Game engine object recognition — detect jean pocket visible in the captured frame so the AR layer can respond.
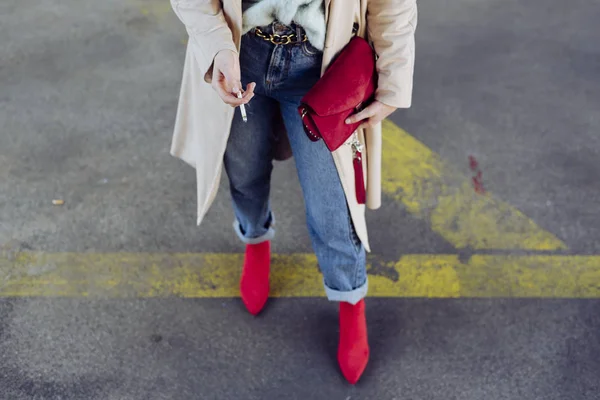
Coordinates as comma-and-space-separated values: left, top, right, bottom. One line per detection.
301, 41, 322, 57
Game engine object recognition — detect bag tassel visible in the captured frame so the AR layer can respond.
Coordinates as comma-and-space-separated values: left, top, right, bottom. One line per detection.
352, 137, 366, 205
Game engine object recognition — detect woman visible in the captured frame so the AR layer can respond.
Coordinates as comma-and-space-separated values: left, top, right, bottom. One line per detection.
169, 0, 417, 384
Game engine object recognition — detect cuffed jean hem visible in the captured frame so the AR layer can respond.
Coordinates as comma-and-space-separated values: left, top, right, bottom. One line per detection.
324, 278, 368, 305
233, 220, 276, 245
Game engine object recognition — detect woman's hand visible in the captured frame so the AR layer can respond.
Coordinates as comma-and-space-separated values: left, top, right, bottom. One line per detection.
212, 50, 256, 107
345, 100, 397, 130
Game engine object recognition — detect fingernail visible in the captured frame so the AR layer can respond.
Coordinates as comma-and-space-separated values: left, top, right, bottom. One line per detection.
345, 119, 351, 124
233, 87, 240, 93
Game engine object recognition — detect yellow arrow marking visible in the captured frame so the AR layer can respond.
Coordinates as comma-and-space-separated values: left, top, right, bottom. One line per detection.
381, 120, 566, 250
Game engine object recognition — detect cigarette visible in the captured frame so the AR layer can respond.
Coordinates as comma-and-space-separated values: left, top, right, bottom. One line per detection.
237, 91, 247, 123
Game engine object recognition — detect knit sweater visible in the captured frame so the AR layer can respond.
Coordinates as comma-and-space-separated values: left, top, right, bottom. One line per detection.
242, 0, 326, 50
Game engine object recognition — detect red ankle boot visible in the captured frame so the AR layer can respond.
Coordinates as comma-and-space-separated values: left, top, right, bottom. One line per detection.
338, 299, 370, 384
240, 241, 270, 315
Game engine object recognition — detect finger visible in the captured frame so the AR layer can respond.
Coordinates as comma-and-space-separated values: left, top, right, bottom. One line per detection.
357, 119, 371, 131
216, 64, 240, 93
368, 114, 384, 127
233, 82, 243, 94
346, 105, 377, 124
228, 77, 243, 94
214, 84, 248, 106
358, 112, 386, 130
212, 66, 252, 105
238, 92, 255, 105
237, 88, 254, 103
242, 82, 256, 98
238, 83, 255, 100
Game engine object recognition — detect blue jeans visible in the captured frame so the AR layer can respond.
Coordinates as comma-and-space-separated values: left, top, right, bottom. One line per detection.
224, 23, 367, 304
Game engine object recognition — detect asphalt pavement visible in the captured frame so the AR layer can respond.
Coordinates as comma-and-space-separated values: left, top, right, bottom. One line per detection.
1, 0, 599, 399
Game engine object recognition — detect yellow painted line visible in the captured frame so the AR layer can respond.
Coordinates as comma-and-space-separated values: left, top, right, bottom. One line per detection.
137, 1, 173, 19
1, 252, 598, 298
381, 120, 566, 251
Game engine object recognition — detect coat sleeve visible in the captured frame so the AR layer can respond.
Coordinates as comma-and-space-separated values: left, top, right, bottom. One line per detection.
170, 0, 238, 83
367, 0, 417, 108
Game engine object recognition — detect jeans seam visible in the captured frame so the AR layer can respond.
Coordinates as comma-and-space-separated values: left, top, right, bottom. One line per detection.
353, 253, 364, 290
283, 47, 292, 82
346, 206, 364, 289
301, 42, 321, 57
265, 45, 278, 94
347, 207, 361, 254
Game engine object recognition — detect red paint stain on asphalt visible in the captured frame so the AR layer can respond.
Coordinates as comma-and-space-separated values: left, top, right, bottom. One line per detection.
468, 155, 478, 171
469, 155, 486, 194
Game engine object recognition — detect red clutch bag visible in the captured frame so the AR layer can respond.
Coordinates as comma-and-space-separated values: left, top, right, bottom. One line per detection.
298, 36, 377, 204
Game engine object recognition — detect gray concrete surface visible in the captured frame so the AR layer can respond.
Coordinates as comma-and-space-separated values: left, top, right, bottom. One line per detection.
1, 0, 600, 399
401, 0, 600, 255
0, 299, 599, 400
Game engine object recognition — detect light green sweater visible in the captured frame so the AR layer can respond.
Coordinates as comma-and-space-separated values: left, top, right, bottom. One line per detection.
242, 0, 326, 50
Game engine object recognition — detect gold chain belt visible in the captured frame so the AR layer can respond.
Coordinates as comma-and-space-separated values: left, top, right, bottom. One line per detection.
254, 27, 308, 45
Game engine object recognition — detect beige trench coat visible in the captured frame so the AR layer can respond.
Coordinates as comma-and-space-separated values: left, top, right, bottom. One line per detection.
170, 0, 417, 251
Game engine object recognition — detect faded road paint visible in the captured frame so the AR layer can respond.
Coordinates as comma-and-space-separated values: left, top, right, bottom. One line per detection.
0, 120, 576, 298
1, 252, 599, 298
380, 120, 566, 251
